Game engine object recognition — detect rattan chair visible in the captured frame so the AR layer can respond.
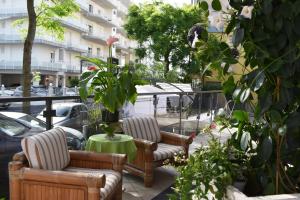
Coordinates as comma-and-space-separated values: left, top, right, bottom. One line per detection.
9, 128, 126, 200
122, 117, 193, 187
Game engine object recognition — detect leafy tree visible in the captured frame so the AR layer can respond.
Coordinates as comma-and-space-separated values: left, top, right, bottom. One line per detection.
124, 1, 207, 77
20, 0, 79, 112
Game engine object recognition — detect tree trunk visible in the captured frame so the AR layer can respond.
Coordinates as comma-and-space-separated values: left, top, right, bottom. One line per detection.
22, 0, 36, 113
164, 53, 170, 78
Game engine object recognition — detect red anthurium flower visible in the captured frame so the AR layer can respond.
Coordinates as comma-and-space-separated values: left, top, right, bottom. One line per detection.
210, 123, 217, 129
87, 66, 98, 71
106, 36, 119, 46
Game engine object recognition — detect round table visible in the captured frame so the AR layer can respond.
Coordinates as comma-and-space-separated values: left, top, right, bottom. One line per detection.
85, 134, 137, 162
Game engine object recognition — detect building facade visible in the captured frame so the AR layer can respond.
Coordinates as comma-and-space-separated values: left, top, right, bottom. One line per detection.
0, 0, 134, 87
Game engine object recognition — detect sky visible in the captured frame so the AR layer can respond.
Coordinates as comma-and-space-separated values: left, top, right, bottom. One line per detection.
131, 0, 191, 7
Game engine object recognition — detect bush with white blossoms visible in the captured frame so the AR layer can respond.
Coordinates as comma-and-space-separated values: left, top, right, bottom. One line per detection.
169, 138, 236, 200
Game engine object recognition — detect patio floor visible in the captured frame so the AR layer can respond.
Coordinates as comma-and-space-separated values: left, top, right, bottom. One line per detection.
122, 126, 232, 200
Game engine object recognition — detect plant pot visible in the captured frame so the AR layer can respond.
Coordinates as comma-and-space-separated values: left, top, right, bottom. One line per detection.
102, 109, 119, 123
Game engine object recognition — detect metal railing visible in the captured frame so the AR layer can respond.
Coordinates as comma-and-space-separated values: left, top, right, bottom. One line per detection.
0, 90, 224, 134
0, 61, 67, 72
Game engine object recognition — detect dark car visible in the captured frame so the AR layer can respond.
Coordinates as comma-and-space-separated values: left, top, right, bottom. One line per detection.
0, 114, 85, 198
37, 102, 88, 130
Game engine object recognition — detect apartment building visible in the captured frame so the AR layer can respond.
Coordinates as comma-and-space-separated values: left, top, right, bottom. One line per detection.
0, 0, 134, 87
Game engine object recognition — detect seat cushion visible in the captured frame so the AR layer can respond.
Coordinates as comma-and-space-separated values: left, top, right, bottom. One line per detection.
64, 167, 121, 200
21, 127, 70, 170
154, 143, 185, 161
122, 117, 161, 142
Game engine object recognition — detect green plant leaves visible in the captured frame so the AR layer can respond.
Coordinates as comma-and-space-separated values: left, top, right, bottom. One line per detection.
240, 131, 251, 150
212, 0, 222, 11
240, 88, 251, 103
260, 136, 273, 161
232, 28, 244, 47
233, 110, 249, 122
199, 1, 209, 11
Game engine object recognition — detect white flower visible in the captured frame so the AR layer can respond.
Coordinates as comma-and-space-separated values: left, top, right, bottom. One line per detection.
210, 14, 224, 31
241, 6, 254, 19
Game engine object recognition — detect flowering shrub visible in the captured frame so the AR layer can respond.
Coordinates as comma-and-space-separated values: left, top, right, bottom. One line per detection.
169, 138, 236, 200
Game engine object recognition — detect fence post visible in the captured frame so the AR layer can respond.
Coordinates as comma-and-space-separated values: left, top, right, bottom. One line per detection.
196, 91, 203, 134
179, 93, 183, 135
209, 93, 214, 124
153, 95, 158, 118
45, 99, 53, 130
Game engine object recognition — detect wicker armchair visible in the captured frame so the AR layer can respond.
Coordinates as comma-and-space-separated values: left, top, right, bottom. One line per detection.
9, 128, 126, 200
122, 117, 193, 187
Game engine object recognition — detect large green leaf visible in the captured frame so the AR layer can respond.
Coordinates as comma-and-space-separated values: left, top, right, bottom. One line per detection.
240, 131, 251, 151
211, 0, 222, 11
240, 88, 251, 103
199, 1, 209, 11
232, 28, 244, 47
260, 136, 273, 161
233, 110, 249, 122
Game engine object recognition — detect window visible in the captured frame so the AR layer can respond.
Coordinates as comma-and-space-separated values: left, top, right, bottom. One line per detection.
96, 48, 101, 57
89, 4, 93, 13
88, 25, 93, 34
0, 47, 4, 54
88, 47, 92, 56
50, 52, 55, 62
113, 9, 117, 15
0, 117, 27, 136
1, 21, 5, 28
59, 49, 64, 61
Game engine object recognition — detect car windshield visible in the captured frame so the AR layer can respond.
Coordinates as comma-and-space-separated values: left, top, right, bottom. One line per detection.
17, 115, 46, 129
0, 117, 27, 136
55, 105, 71, 117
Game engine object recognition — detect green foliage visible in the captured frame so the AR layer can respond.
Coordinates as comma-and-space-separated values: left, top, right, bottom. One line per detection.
125, 2, 207, 76
170, 138, 244, 200
15, 0, 79, 40
207, 0, 300, 195
79, 57, 143, 113
69, 77, 79, 87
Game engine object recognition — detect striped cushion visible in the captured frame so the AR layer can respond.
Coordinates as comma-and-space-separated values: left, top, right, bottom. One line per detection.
64, 167, 121, 200
21, 127, 70, 170
154, 143, 185, 161
122, 117, 161, 142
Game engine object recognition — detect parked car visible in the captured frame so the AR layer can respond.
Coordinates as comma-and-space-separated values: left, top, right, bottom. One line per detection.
0, 112, 86, 150
37, 102, 88, 130
13, 85, 48, 97
0, 89, 13, 109
0, 113, 85, 198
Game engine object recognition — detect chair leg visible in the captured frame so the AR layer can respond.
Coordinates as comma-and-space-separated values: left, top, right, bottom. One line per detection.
114, 181, 122, 200
144, 162, 154, 187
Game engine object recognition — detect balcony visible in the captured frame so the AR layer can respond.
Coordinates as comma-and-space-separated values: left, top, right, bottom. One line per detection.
0, 8, 27, 19
66, 65, 81, 73
74, 0, 89, 14
81, 53, 107, 61
66, 43, 88, 53
92, 0, 118, 9
117, 3, 128, 17
84, 12, 115, 27
0, 34, 66, 48
82, 32, 108, 45
0, 61, 67, 72
60, 18, 89, 33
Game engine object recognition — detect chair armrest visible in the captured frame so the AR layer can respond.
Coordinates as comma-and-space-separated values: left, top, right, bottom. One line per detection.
133, 138, 157, 152
69, 150, 126, 172
161, 131, 193, 147
21, 167, 106, 188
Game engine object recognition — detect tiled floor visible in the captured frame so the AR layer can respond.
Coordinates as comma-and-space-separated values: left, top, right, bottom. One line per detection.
122, 126, 232, 200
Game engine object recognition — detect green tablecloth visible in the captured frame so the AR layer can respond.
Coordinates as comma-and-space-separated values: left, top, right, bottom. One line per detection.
85, 134, 137, 162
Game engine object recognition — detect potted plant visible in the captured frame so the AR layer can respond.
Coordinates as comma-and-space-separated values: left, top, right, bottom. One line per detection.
79, 36, 143, 139
32, 71, 41, 86
169, 137, 249, 200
